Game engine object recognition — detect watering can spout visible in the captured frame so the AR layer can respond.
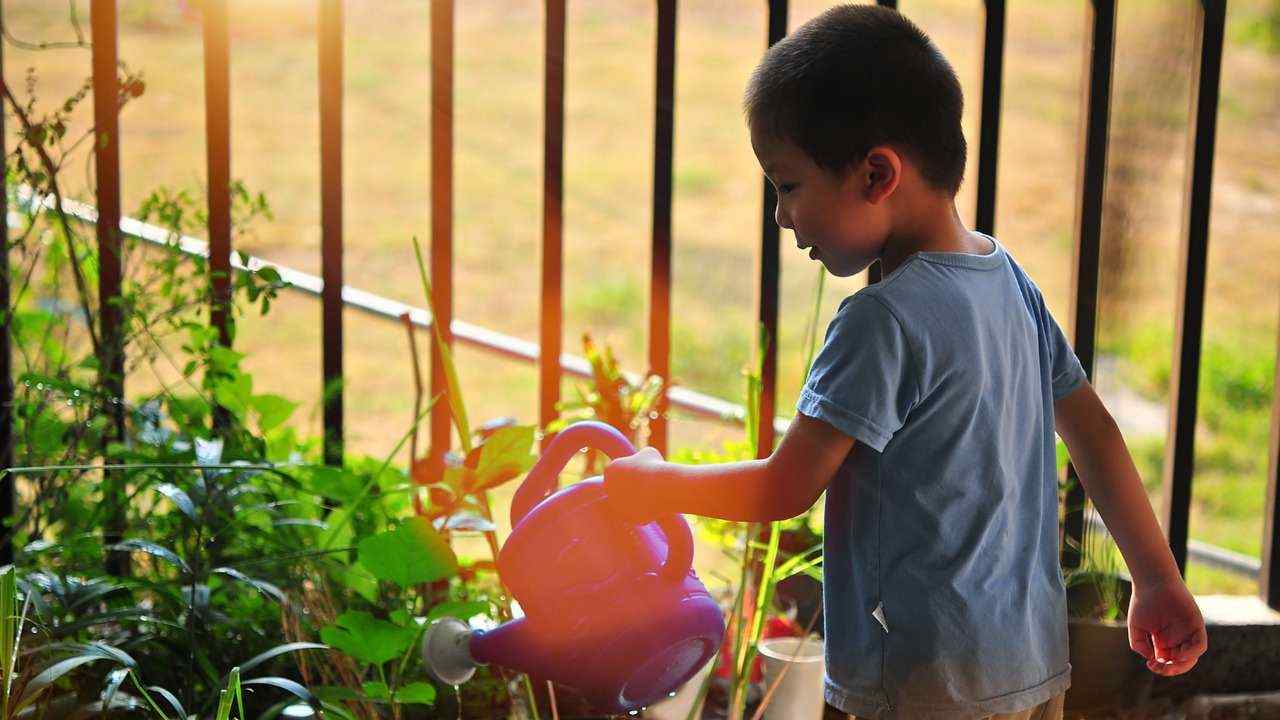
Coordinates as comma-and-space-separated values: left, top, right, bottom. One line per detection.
423, 616, 575, 687
468, 617, 551, 672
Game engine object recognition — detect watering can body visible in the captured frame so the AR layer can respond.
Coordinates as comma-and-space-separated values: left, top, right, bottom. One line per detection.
468, 421, 725, 713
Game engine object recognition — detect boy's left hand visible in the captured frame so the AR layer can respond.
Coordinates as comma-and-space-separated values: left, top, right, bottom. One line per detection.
1127, 578, 1208, 676
602, 446, 666, 522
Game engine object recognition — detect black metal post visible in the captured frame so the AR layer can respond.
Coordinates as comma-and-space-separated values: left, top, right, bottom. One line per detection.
1162, 0, 1226, 576
975, 0, 1006, 235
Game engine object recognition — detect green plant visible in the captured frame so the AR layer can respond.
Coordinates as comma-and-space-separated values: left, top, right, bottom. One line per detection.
550, 332, 668, 468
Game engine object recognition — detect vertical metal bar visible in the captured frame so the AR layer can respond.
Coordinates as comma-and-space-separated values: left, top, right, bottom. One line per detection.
203, 0, 232, 349
429, 0, 455, 458
540, 0, 566, 449
91, 0, 128, 577
1264, 314, 1280, 609
1061, 0, 1115, 571
867, 0, 897, 285
648, 0, 676, 455
1162, 0, 1225, 576
0, 0, 12, 568
755, 0, 787, 459
974, 0, 1006, 235
319, 0, 344, 466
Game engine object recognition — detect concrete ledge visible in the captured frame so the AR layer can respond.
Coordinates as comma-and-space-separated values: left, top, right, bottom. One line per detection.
1185, 691, 1280, 720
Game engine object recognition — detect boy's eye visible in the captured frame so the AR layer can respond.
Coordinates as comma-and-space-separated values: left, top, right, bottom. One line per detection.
777, 183, 796, 195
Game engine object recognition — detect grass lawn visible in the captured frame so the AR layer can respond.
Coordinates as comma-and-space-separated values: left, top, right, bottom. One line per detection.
6, 0, 1279, 595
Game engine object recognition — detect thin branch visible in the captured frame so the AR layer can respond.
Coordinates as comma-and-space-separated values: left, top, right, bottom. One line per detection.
2, 83, 101, 356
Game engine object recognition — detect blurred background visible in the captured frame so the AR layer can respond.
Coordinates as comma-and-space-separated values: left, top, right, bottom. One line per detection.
6, 0, 1278, 596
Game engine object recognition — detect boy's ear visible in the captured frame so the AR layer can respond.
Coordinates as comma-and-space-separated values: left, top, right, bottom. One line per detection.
862, 145, 902, 204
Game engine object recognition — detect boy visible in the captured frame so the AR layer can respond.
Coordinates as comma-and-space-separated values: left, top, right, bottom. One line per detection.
603, 5, 1207, 719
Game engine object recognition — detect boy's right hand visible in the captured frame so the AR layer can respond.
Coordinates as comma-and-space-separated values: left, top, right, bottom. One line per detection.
1126, 578, 1207, 676
602, 447, 667, 522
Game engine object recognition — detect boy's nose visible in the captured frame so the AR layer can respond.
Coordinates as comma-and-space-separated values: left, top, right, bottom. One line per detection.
774, 202, 793, 231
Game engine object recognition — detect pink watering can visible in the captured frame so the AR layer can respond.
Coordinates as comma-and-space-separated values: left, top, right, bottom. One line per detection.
422, 421, 725, 713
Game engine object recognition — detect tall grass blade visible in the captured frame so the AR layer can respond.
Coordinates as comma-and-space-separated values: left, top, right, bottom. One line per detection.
410, 235, 472, 453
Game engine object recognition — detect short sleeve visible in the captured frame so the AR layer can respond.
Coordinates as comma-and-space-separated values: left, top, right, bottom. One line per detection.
1044, 306, 1087, 400
796, 295, 919, 452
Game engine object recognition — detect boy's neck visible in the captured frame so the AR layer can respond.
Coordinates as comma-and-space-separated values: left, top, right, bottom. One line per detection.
879, 198, 989, 277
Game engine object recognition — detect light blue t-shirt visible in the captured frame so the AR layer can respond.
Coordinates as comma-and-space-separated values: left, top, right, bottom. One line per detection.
796, 234, 1086, 719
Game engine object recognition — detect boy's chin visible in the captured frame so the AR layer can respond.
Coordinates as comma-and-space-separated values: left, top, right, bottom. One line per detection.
822, 257, 866, 278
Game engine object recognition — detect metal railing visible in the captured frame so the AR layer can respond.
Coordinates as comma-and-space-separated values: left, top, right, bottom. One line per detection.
0, 0, 1276, 609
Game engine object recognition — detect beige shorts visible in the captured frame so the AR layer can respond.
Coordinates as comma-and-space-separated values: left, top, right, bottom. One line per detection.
849, 691, 1065, 720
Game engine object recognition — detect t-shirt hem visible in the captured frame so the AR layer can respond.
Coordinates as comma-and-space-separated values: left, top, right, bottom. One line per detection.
824, 665, 1072, 720
1052, 365, 1087, 400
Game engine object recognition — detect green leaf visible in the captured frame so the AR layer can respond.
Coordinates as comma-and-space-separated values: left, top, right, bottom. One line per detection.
336, 565, 378, 604
425, 600, 492, 624
16, 649, 130, 712
213, 567, 287, 604
208, 345, 245, 373
256, 266, 283, 284
394, 682, 437, 705
241, 677, 319, 710
411, 236, 471, 452
361, 681, 390, 700
145, 684, 187, 720
473, 425, 535, 489
357, 517, 458, 588
305, 466, 362, 503
154, 483, 197, 520
250, 394, 297, 432
212, 373, 253, 418
108, 539, 189, 574
319, 611, 417, 666
237, 642, 327, 675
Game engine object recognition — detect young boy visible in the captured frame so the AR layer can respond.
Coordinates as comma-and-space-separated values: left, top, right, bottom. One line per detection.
603, 5, 1206, 719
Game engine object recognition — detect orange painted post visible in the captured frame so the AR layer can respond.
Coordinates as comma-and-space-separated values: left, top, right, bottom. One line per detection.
540, 0, 566, 450
429, 0, 455, 459
648, 0, 677, 455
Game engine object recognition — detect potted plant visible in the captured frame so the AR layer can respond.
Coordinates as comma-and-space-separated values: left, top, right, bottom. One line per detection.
1062, 495, 1153, 714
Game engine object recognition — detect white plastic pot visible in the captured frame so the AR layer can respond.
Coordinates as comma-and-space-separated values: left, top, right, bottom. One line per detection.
756, 635, 825, 720
644, 657, 716, 720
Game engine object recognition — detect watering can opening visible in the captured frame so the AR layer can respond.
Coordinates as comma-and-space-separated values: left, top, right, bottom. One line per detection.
618, 635, 715, 708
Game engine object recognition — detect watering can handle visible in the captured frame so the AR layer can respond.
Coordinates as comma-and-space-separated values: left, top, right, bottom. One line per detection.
510, 421, 694, 583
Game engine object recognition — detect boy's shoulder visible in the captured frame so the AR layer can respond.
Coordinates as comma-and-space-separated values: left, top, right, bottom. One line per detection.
839, 239, 1047, 335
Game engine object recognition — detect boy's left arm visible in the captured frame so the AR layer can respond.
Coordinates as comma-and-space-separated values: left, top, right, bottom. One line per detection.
603, 412, 855, 523
1055, 380, 1208, 676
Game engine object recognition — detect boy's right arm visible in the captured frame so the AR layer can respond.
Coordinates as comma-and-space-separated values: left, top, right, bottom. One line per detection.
1054, 380, 1208, 676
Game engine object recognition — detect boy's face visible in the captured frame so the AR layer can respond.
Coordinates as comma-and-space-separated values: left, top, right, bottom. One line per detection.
750, 126, 894, 278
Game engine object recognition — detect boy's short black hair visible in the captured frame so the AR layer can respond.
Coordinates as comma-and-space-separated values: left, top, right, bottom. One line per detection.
745, 4, 967, 196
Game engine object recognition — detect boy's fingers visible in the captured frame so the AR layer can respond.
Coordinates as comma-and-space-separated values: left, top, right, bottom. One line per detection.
1128, 626, 1154, 660
1161, 627, 1207, 662
1146, 656, 1198, 676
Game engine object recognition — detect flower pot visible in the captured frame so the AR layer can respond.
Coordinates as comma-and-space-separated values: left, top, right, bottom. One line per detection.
1065, 617, 1153, 714
645, 657, 716, 720
756, 635, 825, 720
